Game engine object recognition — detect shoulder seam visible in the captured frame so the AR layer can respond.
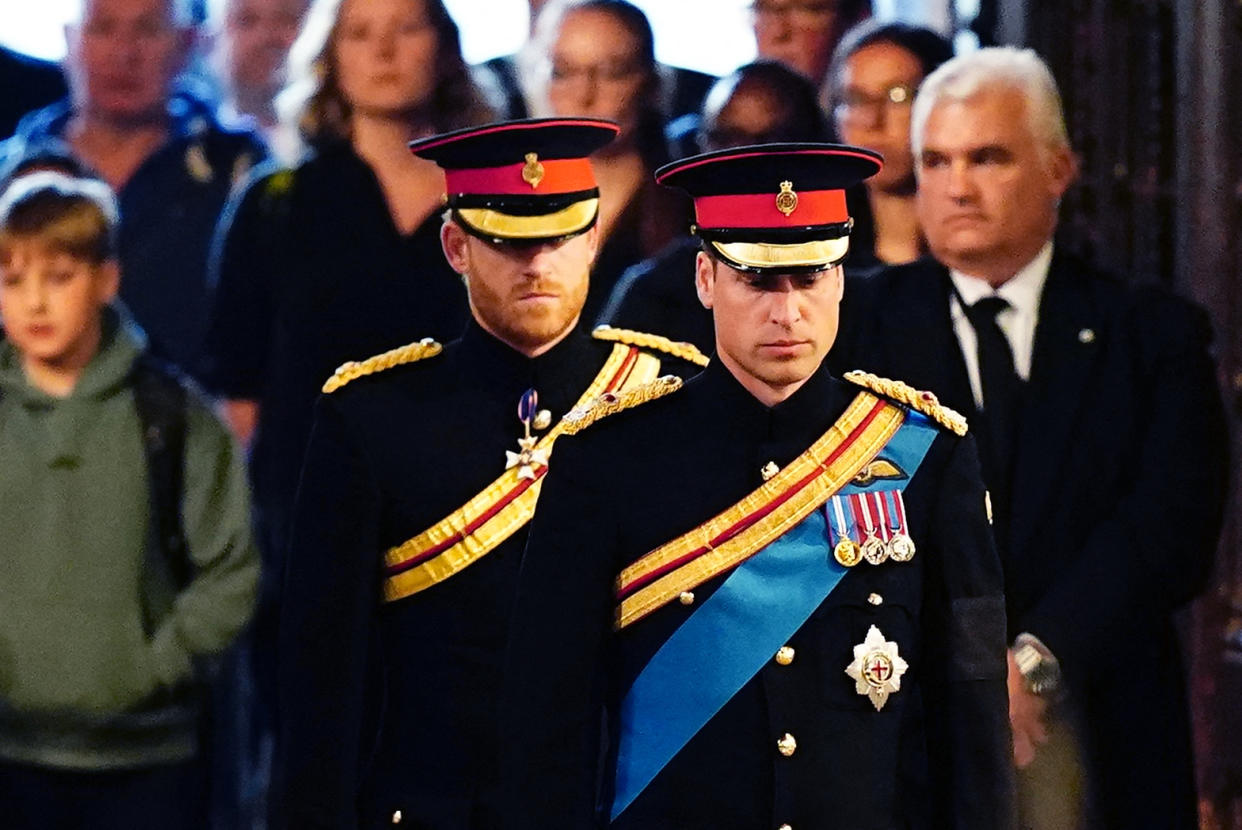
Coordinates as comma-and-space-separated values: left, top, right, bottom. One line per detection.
323, 338, 443, 394
592, 325, 709, 367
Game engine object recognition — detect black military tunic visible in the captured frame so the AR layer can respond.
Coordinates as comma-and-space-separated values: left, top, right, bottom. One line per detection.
275, 320, 703, 829
501, 357, 1014, 830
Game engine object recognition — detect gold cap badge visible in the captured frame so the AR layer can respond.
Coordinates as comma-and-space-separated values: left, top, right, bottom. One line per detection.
522, 152, 545, 189
775, 180, 798, 216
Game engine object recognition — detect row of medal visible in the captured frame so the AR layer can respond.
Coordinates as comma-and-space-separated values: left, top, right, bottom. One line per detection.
826, 490, 916, 567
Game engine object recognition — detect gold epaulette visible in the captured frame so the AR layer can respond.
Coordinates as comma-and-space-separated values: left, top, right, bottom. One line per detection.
562, 375, 683, 435
322, 338, 442, 394
592, 325, 710, 367
843, 370, 968, 436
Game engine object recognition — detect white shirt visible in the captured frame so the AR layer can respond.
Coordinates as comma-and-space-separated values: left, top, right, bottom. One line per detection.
948, 242, 1054, 409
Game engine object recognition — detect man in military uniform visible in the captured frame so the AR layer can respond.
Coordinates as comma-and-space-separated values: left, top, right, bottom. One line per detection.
501, 144, 1015, 829
274, 119, 707, 829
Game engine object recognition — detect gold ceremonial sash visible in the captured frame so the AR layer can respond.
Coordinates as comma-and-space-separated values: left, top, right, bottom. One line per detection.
382, 344, 662, 602
615, 392, 904, 629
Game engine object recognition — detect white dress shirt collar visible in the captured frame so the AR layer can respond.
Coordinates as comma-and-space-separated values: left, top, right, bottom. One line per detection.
948, 242, 1054, 404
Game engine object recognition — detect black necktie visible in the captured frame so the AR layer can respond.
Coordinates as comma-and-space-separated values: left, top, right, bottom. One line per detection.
964, 295, 1020, 508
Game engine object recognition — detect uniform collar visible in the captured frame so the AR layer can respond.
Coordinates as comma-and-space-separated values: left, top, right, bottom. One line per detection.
457, 317, 595, 400
694, 354, 848, 444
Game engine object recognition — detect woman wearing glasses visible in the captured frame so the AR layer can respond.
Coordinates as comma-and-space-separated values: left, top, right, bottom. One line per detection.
523, 0, 688, 324
827, 21, 954, 269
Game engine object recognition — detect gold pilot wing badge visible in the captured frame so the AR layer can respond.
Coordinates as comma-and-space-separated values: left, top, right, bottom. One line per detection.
522, 152, 545, 189
851, 457, 906, 487
775, 180, 798, 216
845, 625, 909, 711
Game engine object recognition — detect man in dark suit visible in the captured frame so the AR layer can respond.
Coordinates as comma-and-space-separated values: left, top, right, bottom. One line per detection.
834, 46, 1229, 830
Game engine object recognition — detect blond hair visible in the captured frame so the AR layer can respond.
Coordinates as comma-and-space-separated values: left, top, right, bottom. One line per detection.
0, 172, 119, 265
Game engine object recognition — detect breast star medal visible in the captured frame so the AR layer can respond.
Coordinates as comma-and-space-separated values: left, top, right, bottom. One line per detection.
505, 388, 550, 480
845, 625, 909, 711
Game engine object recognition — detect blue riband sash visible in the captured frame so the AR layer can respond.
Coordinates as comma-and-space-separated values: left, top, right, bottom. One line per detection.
611, 410, 938, 820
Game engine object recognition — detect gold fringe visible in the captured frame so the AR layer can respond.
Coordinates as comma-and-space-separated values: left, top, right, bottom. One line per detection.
593, 325, 710, 367
562, 375, 683, 435
843, 370, 968, 436
323, 338, 443, 394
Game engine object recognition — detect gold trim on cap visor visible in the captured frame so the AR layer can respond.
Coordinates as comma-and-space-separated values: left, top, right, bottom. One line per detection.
456, 197, 600, 240
710, 236, 851, 270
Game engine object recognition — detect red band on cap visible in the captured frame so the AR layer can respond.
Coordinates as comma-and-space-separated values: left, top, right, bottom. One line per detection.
445, 158, 597, 196
694, 189, 849, 230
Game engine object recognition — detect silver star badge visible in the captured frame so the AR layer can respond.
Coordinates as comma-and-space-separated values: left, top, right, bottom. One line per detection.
505, 436, 549, 480
845, 625, 909, 711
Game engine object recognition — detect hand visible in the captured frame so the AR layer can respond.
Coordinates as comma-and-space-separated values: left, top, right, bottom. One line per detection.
1007, 649, 1049, 768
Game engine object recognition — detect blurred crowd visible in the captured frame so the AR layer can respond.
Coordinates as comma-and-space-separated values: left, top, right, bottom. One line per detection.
0, 1, 1228, 829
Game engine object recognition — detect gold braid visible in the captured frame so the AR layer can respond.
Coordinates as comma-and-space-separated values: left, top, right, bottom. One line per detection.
322, 338, 443, 394
592, 325, 710, 367
562, 375, 684, 435
843, 370, 968, 436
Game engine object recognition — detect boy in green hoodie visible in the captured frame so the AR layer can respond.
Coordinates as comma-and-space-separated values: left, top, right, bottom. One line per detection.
0, 172, 259, 828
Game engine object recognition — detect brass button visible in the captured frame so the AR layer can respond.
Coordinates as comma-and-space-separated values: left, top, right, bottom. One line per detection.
776, 732, 797, 757
679, 591, 695, 605
761, 461, 780, 481
775, 646, 795, 666
392, 810, 402, 824
867, 593, 883, 606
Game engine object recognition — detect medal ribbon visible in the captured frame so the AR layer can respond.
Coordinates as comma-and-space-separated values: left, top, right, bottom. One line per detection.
827, 496, 855, 546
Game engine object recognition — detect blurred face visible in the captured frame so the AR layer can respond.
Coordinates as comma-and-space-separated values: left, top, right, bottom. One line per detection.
441, 221, 598, 356
0, 242, 118, 378
696, 253, 843, 406
215, 0, 308, 100
66, 0, 191, 124
916, 87, 1074, 284
334, 0, 438, 118
702, 81, 789, 151
833, 41, 923, 189
546, 9, 648, 141
752, 0, 856, 83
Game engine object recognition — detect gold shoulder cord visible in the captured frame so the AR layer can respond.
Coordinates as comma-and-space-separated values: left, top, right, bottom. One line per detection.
562, 375, 684, 435
323, 338, 443, 394
593, 325, 710, 368
842, 370, 968, 436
